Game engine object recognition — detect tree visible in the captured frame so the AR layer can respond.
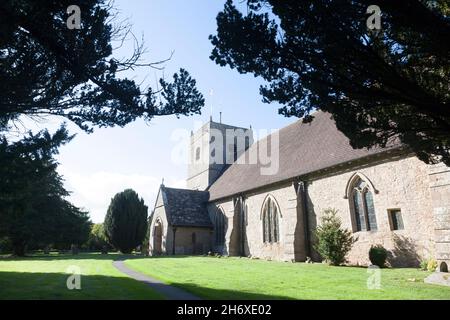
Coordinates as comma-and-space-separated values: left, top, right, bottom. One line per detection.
210, 0, 450, 165
0, 126, 91, 255
0, 0, 205, 133
314, 208, 357, 266
0, 0, 204, 255
104, 189, 148, 254
53, 201, 91, 249
86, 223, 110, 251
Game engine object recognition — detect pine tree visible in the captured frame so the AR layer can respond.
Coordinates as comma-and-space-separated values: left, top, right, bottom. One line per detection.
104, 189, 148, 254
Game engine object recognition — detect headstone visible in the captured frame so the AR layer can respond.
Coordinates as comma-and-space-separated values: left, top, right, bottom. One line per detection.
71, 244, 79, 255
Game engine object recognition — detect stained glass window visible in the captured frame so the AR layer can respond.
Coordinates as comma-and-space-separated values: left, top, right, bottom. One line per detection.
262, 197, 280, 243
350, 177, 378, 232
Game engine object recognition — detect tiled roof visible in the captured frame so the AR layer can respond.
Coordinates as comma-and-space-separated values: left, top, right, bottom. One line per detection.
208, 111, 401, 201
161, 186, 212, 228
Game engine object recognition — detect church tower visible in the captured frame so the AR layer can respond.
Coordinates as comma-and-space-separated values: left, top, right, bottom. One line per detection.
187, 118, 254, 191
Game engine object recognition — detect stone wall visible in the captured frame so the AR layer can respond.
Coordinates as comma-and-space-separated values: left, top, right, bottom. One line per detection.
209, 155, 438, 267
173, 227, 212, 255
428, 163, 450, 271
306, 155, 435, 267
209, 181, 306, 262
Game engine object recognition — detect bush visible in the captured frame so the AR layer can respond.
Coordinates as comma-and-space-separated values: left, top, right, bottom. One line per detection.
427, 259, 438, 272
104, 189, 148, 254
314, 208, 357, 266
85, 223, 111, 251
420, 259, 429, 271
369, 245, 388, 267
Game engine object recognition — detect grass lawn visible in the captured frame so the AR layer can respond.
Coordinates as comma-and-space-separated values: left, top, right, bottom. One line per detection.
0, 253, 163, 300
125, 256, 450, 300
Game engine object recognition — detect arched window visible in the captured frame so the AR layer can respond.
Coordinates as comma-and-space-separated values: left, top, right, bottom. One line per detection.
233, 137, 238, 162
214, 209, 226, 246
349, 176, 377, 232
262, 196, 280, 243
195, 147, 201, 161
245, 136, 250, 150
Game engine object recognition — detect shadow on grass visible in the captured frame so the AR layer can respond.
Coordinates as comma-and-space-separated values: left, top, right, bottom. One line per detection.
0, 252, 144, 262
0, 271, 288, 300
0, 271, 161, 300
168, 282, 292, 300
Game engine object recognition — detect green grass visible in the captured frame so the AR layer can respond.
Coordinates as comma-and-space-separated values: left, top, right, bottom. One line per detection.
2, 254, 449, 300
125, 256, 450, 300
0, 253, 164, 300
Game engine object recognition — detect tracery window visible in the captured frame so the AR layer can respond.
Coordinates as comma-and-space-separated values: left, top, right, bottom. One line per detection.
262, 196, 280, 243
350, 178, 377, 232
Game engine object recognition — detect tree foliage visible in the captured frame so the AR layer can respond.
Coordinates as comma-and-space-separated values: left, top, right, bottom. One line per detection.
86, 223, 110, 251
104, 189, 148, 254
0, 126, 91, 255
314, 208, 357, 266
0, 0, 203, 255
0, 0, 205, 132
210, 0, 450, 165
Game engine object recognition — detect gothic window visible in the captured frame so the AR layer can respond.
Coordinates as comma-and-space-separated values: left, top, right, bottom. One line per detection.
262, 196, 280, 243
233, 137, 238, 162
245, 136, 250, 150
349, 177, 377, 232
214, 209, 226, 246
195, 147, 201, 161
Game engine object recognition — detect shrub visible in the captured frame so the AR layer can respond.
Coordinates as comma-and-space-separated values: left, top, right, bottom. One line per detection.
86, 223, 110, 251
314, 208, 357, 266
420, 259, 429, 271
369, 245, 388, 267
427, 259, 438, 272
104, 189, 148, 254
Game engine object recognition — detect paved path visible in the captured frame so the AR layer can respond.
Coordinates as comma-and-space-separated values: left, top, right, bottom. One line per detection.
112, 260, 201, 300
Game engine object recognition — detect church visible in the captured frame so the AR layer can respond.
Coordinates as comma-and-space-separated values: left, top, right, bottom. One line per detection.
148, 111, 450, 269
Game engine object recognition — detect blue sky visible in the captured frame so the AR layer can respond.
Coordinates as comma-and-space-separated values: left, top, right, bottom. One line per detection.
24, 0, 296, 223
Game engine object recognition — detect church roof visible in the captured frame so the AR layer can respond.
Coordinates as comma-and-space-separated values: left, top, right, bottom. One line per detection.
208, 111, 401, 201
161, 186, 212, 228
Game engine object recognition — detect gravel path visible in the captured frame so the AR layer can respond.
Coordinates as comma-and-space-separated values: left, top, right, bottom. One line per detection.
112, 260, 201, 300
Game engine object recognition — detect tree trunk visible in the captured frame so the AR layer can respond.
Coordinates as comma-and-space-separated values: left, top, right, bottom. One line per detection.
12, 241, 26, 257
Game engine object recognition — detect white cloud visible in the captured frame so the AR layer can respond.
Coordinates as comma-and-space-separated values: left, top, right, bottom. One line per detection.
58, 168, 186, 223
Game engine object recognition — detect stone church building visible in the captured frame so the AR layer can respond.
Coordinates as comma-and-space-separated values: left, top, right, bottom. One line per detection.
149, 111, 450, 269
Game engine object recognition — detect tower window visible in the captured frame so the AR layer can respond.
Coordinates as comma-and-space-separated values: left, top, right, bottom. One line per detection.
195, 147, 201, 161
233, 137, 238, 162
388, 209, 404, 230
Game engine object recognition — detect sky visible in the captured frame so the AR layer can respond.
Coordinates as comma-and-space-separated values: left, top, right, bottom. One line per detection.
21, 0, 296, 223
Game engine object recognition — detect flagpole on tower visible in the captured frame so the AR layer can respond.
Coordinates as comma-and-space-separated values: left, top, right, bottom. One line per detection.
209, 89, 214, 122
